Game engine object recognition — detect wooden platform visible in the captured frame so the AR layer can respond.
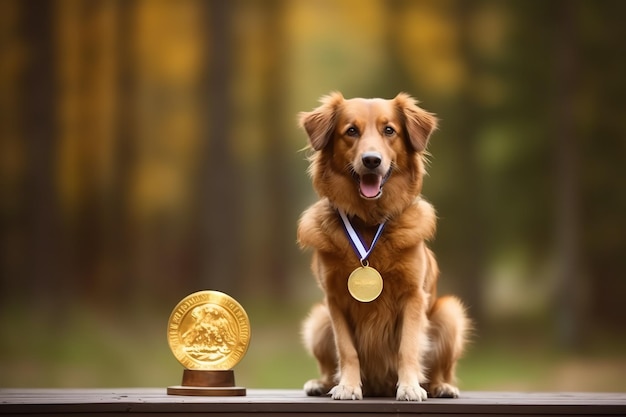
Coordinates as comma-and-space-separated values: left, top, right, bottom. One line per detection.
1, 388, 625, 416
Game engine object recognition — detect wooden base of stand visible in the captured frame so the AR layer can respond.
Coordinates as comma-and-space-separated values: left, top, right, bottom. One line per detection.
167, 369, 246, 396
166, 385, 246, 396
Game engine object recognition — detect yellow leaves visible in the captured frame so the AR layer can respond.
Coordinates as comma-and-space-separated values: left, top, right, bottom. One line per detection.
55, 0, 119, 213
396, 2, 465, 96
130, 161, 189, 222
51, 0, 205, 221
128, 0, 205, 221
286, 0, 387, 96
134, 0, 205, 82
7, 0, 517, 227
394, 1, 510, 101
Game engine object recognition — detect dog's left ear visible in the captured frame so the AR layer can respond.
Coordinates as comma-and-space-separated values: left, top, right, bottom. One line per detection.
395, 92, 438, 152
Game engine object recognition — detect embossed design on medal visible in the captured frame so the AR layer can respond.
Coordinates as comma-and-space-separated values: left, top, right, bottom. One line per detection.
167, 290, 250, 371
182, 304, 238, 362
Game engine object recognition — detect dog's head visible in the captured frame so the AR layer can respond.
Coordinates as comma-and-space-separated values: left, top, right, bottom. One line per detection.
299, 92, 438, 223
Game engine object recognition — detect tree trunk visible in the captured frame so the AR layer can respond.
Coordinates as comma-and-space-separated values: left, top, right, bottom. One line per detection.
198, 1, 242, 295
553, 1, 584, 349
21, 1, 63, 311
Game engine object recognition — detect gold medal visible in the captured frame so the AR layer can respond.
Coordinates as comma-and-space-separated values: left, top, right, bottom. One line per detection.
337, 209, 386, 303
348, 265, 383, 302
167, 290, 251, 370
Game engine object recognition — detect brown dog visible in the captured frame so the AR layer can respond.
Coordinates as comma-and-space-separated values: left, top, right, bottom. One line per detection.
297, 92, 468, 401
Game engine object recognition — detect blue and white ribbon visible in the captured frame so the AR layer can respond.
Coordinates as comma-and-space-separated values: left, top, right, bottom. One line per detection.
338, 209, 386, 264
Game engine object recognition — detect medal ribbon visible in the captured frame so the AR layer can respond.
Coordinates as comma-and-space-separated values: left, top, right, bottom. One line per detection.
338, 209, 386, 264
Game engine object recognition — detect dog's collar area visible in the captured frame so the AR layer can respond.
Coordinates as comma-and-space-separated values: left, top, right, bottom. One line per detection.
352, 168, 392, 200
337, 208, 386, 264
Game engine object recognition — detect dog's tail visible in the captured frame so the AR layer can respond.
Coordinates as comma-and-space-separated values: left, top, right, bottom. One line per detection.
426, 296, 470, 388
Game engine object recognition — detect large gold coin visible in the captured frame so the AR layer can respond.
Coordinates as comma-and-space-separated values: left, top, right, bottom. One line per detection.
167, 290, 250, 370
347, 266, 383, 302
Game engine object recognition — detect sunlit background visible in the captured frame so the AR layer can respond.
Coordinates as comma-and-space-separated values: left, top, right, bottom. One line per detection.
1, 0, 625, 392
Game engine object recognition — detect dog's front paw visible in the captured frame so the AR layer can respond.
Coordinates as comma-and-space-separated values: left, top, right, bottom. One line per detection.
330, 384, 363, 400
304, 379, 332, 396
429, 383, 460, 398
396, 384, 428, 401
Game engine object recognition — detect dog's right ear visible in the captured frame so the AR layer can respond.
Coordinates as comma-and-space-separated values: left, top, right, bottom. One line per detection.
298, 92, 344, 151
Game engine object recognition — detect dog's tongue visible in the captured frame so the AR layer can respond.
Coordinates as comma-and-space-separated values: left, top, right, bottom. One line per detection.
360, 174, 382, 198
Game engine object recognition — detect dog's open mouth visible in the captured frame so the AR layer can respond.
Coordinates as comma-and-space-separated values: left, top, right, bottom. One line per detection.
354, 169, 392, 199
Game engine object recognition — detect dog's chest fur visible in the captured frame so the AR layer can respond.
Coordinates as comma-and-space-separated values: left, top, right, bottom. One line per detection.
299, 196, 438, 393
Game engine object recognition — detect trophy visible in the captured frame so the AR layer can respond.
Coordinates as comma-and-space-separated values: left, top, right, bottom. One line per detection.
166, 290, 250, 396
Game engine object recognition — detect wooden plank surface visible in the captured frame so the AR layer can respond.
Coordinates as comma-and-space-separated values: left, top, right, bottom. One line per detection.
1, 388, 625, 416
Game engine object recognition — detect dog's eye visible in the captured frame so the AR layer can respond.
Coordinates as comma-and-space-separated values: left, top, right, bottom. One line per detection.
346, 126, 359, 137
383, 126, 396, 136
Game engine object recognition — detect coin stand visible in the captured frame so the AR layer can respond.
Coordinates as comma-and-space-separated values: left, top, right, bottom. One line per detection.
167, 369, 246, 396
166, 290, 250, 397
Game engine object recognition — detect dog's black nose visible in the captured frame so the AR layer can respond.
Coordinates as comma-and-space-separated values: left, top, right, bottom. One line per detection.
362, 152, 382, 169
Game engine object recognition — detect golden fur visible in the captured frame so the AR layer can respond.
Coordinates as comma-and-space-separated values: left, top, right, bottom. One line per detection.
297, 92, 468, 401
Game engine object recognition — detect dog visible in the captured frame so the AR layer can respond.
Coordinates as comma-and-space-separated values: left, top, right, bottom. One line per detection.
297, 92, 468, 401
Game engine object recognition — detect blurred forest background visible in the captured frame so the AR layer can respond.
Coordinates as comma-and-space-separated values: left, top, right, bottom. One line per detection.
1, 0, 625, 391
